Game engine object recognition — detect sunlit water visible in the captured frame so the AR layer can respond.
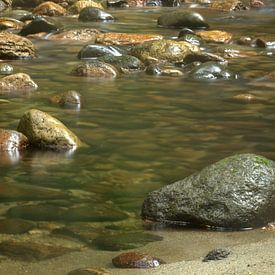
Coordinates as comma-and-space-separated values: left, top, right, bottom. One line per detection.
0, 3, 275, 273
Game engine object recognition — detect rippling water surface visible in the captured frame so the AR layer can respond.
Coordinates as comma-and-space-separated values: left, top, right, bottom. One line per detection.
0, 3, 275, 272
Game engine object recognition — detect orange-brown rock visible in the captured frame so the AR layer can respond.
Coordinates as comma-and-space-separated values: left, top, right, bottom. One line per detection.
33, 1, 67, 16
0, 129, 29, 151
0, 17, 24, 30
112, 251, 165, 268
0, 73, 38, 92
96, 32, 163, 46
0, 32, 35, 59
196, 30, 232, 44
48, 28, 101, 42
209, 0, 249, 11
68, 0, 104, 14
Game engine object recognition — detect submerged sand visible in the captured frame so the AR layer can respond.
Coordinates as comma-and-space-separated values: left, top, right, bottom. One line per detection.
0, 228, 274, 275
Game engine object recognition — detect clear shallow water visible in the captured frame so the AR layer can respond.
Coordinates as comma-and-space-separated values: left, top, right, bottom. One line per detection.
0, 3, 275, 269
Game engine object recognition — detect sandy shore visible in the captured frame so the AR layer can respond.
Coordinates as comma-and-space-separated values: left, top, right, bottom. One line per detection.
0, 228, 274, 275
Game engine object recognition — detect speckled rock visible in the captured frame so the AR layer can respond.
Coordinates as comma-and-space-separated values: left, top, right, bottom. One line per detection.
33, 1, 67, 16
78, 44, 122, 59
19, 16, 59, 36
0, 129, 29, 151
96, 32, 163, 46
112, 252, 165, 268
98, 54, 145, 73
67, 267, 111, 275
0, 32, 35, 59
0, 63, 13, 75
78, 7, 113, 22
0, 219, 35, 234
17, 109, 82, 150
67, 267, 110, 275
209, 0, 248, 11
59, 90, 81, 108
71, 61, 118, 78
0, 73, 38, 92
130, 39, 200, 64
0, 240, 78, 261
158, 11, 209, 29
142, 154, 275, 229
203, 248, 231, 262
69, 0, 104, 14
196, 30, 232, 44
48, 28, 100, 43
0, 17, 24, 30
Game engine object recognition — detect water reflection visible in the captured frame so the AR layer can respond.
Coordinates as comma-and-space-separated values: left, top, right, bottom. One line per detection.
0, 150, 21, 166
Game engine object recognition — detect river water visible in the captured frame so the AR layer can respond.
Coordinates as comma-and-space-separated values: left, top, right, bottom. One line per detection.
0, 3, 274, 273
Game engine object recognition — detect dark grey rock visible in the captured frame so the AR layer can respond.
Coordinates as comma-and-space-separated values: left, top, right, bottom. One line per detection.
158, 11, 209, 29
203, 248, 231, 262
189, 61, 236, 80
78, 44, 122, 59
142, 154, 275, 229
19, 16, 59, 36
107, 0, 128, 8
78, 7, 114, 22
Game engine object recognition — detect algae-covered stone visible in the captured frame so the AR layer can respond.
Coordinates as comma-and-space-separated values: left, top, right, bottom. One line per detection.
142, 154, 275, 229
130, 39, 200, 64
158, 11, 209, 29
17, 109, 82, 151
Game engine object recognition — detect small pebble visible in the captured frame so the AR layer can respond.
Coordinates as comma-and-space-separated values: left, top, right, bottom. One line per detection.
203, 248, 231, 262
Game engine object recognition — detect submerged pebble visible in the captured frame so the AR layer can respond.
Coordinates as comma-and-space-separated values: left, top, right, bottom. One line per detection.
67, 267, 111, 275
203, 248, 231, 262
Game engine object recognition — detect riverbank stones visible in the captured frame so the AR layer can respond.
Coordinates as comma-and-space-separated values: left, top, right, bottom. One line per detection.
79, 7, 113, 22
0, 129, 29, 151
112, 252, 165, 268
17, 109, 83, 151
33, 1, 67, 16
0, 33, 35, 59
0, 73, 38, 92
158, 11, 209, 29
142, 153, 275, 229
71, 61, 118, 78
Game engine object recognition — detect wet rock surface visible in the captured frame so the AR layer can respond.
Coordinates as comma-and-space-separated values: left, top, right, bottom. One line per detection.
67, 267, 111, 275
0, 129, 29, 151
58, 90, 82, 108
48, 29, 100, 42
112, 251, 165, 268
78, 44, 122, 59
0, 218, 36, 234
78, 7, 113, 22
69, 0, 104, 14
33, 1, 67, 16
0, 17, 24, 30
142, 153, 275, 229
0, 63, 13, 75
0, 240, 78, 261
17, 109, 82, 151
0, 73, 38, 92
72, 61, 118, 78
196, 30, 233, 44
0, 32, 35, 59
203, 248, 231, 262
158, 11, 209, 29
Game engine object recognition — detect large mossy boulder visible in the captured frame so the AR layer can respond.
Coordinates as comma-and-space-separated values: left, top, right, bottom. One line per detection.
17, 109, 83, 151
142, 154, 275, 229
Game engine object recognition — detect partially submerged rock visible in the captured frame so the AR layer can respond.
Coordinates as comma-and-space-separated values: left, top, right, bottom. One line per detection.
69, 0, 104, 14
142, 154, 275, 229
0, 219, 35, 234
33, 1, 67, 16
112, 251, 165, 268
78, 7, 113, 22
209, 0, 249, 11
0, 129, 29, 151
78, 44, 122, 59
130, 39, 200, 64
67, 267, 111, 275
0, 32, 35, 59
96, 32, 163, 46
71, 61, 118, 78
0, 17, 24, 30
0, 73, 38, 92
203, 248, 231, 262
158, 11, 209, 29
196, 30, 233, 44
17, 109, 83, 151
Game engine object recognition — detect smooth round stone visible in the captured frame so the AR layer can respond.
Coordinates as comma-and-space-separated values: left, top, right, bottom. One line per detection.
146, 64, 184, 77
19, 16, 59, 36
178, 33, 203, 46
71, 61, 118, 78
157, 11, 209, 29
189, 61, 236, 80
59, 90, 81, 108
0, 218, 35, 234
0, 63, 13, 75
67, 267, 110, 275
78, 7, 114, 22
92, 232, 162, 251
98, 54, 145, 73
78, 44, 122, 59
112, 252, 165, 268
0, 129, 29, 151
69, 0, 104, 14
196, 30, 233, 44
0, 17, 24, 30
